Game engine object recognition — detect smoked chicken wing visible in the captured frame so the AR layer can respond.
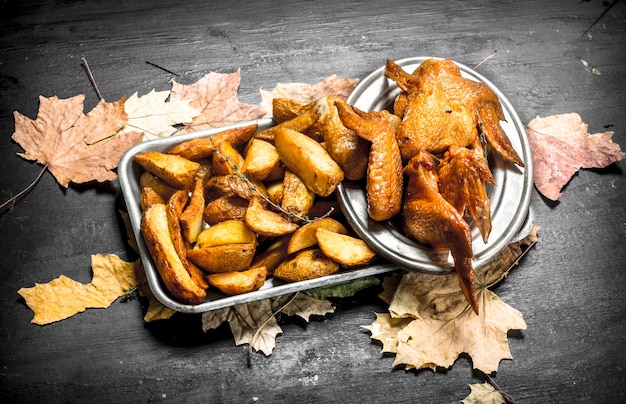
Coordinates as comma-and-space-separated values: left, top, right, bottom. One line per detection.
403, 152, 479, 314
385, 58, 524, 166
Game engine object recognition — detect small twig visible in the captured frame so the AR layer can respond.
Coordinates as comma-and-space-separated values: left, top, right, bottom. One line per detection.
0, 163, 49, 210
481, 372, 516, 404
81, 57, 104, 101
473, 49, 499, 70
145, 61, 181, 77
581, 0, 620, 37
247, 292, 301, 367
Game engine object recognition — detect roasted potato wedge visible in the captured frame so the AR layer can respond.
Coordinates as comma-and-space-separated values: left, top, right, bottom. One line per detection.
287, 217, 348, 254
167, 191, 209, 289
265, 181, 284, 206
134, 151, 201, 190
272, 97, 304, 123
280, 170, 315, 220
274, 127, 344, 197
255, 107, 320, 143
244, 197, 298, 237
169, 123, 258, 160
250, 235, 291, 276
203, 195, 248, 225
140, 186, 165, 211
206, 266, 267, 295
203, 174, 267, 202
195, 219, 256, 247
139, 171, 176, 202
212, 141, 245, 176
187, 243, 256, 273
273, 248, 340, 282
140, 203, 206, 304
179, 179, 205, 244
315, 228, 377, 267
242, 138, 281, 181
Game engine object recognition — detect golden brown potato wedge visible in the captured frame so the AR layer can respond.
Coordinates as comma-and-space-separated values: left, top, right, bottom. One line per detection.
140, 203, 206, 304
139, 172, 176, 202
265, 181, 284, 206
203, 174, 267, 202
212, 141, 245, 176
273, 248, 339, 282
316, 228, 377, 267
206, 266, 267, 295
271, 98, 304, 123
140, 186, 165, 211
168, 123, 258, 160
134, 151, 200, 190
250, 235, 291, 276
287, 217, 348, 254
274, 127, 344, 197
179, 179, 205, 244
280, 170, 315, 220
195, 219, 256, 248
255, 107, 320, 143
187, 243, 256, 273
166, 191, 209, 290
242, 138, 281, 181
203, 195, 248, 225
244, 197, 298, 237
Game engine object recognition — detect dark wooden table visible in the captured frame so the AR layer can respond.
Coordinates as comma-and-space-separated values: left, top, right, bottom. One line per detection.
1, 0, 625, 402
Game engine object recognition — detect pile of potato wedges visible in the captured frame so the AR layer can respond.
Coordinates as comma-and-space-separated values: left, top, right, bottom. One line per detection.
135, 98, 379, 305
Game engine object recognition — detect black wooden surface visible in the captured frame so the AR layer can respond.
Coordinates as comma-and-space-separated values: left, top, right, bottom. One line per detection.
1, 0, 625, 402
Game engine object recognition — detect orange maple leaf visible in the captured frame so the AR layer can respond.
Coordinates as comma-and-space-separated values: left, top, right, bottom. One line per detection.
170, 69, 266, 133
11, 94, 143, 188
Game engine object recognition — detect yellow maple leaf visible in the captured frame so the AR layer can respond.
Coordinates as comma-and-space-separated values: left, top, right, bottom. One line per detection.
366, 226, 538, 373
462, 382, 506, 404
120, 89, 200, 140
18, 254, 138, 325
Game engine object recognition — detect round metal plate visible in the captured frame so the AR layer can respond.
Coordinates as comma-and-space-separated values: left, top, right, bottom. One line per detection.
336, 56, 533, 274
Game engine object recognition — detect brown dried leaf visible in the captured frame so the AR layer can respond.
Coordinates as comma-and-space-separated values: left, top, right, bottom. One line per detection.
366, 226, 539, 373
171, 69, 266, 132
260, 74, 359, 117
527, 113, 626, 200
18, 254, 138, 325
277, 293, 334, 322
462, 383, 506, 404
201, 299, 283, 356
11, 95, 142, 187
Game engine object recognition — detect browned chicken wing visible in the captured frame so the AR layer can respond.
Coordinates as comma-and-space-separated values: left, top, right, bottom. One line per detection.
336, 100, 403, 221
403, 152, 479, 314
438, 146, 495, 243
385, 58, 524, 166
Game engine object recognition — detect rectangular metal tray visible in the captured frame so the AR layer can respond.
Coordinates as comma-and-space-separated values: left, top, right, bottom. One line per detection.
118, 118, 400, 313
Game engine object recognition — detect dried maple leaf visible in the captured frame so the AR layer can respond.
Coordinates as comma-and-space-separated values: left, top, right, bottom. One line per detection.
11, 95, 143, 187
462, 383, 506, 404
365, 226, 539, 373
170, 69, 266, 132
18, 254, 138, 325
260, 74, 359, 117
526, 113, 626, 200
120, 89, 200, 140
202, 299, 282, 356
277, 293, 334, 322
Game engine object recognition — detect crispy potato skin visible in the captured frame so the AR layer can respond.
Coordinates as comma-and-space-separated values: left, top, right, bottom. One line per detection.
315, 228, 377, 267
168, 123, 258, 160
287, 217, 348, 254
134, 151, 200, 190
140, 204, 206, 305
273, 248, 339, 282
206, 266, 267, 295
187, 243, 256, 273
274, 127, 344, 197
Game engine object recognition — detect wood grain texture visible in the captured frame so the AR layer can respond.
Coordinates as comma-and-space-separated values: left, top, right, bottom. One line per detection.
1, 0, 625, 402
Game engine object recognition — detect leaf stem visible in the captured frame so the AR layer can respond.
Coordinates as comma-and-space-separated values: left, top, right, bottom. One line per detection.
247, 292, 300, 367
473, 49, 498, 70
81, 57, 104, 101
0, 163, 49, 210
